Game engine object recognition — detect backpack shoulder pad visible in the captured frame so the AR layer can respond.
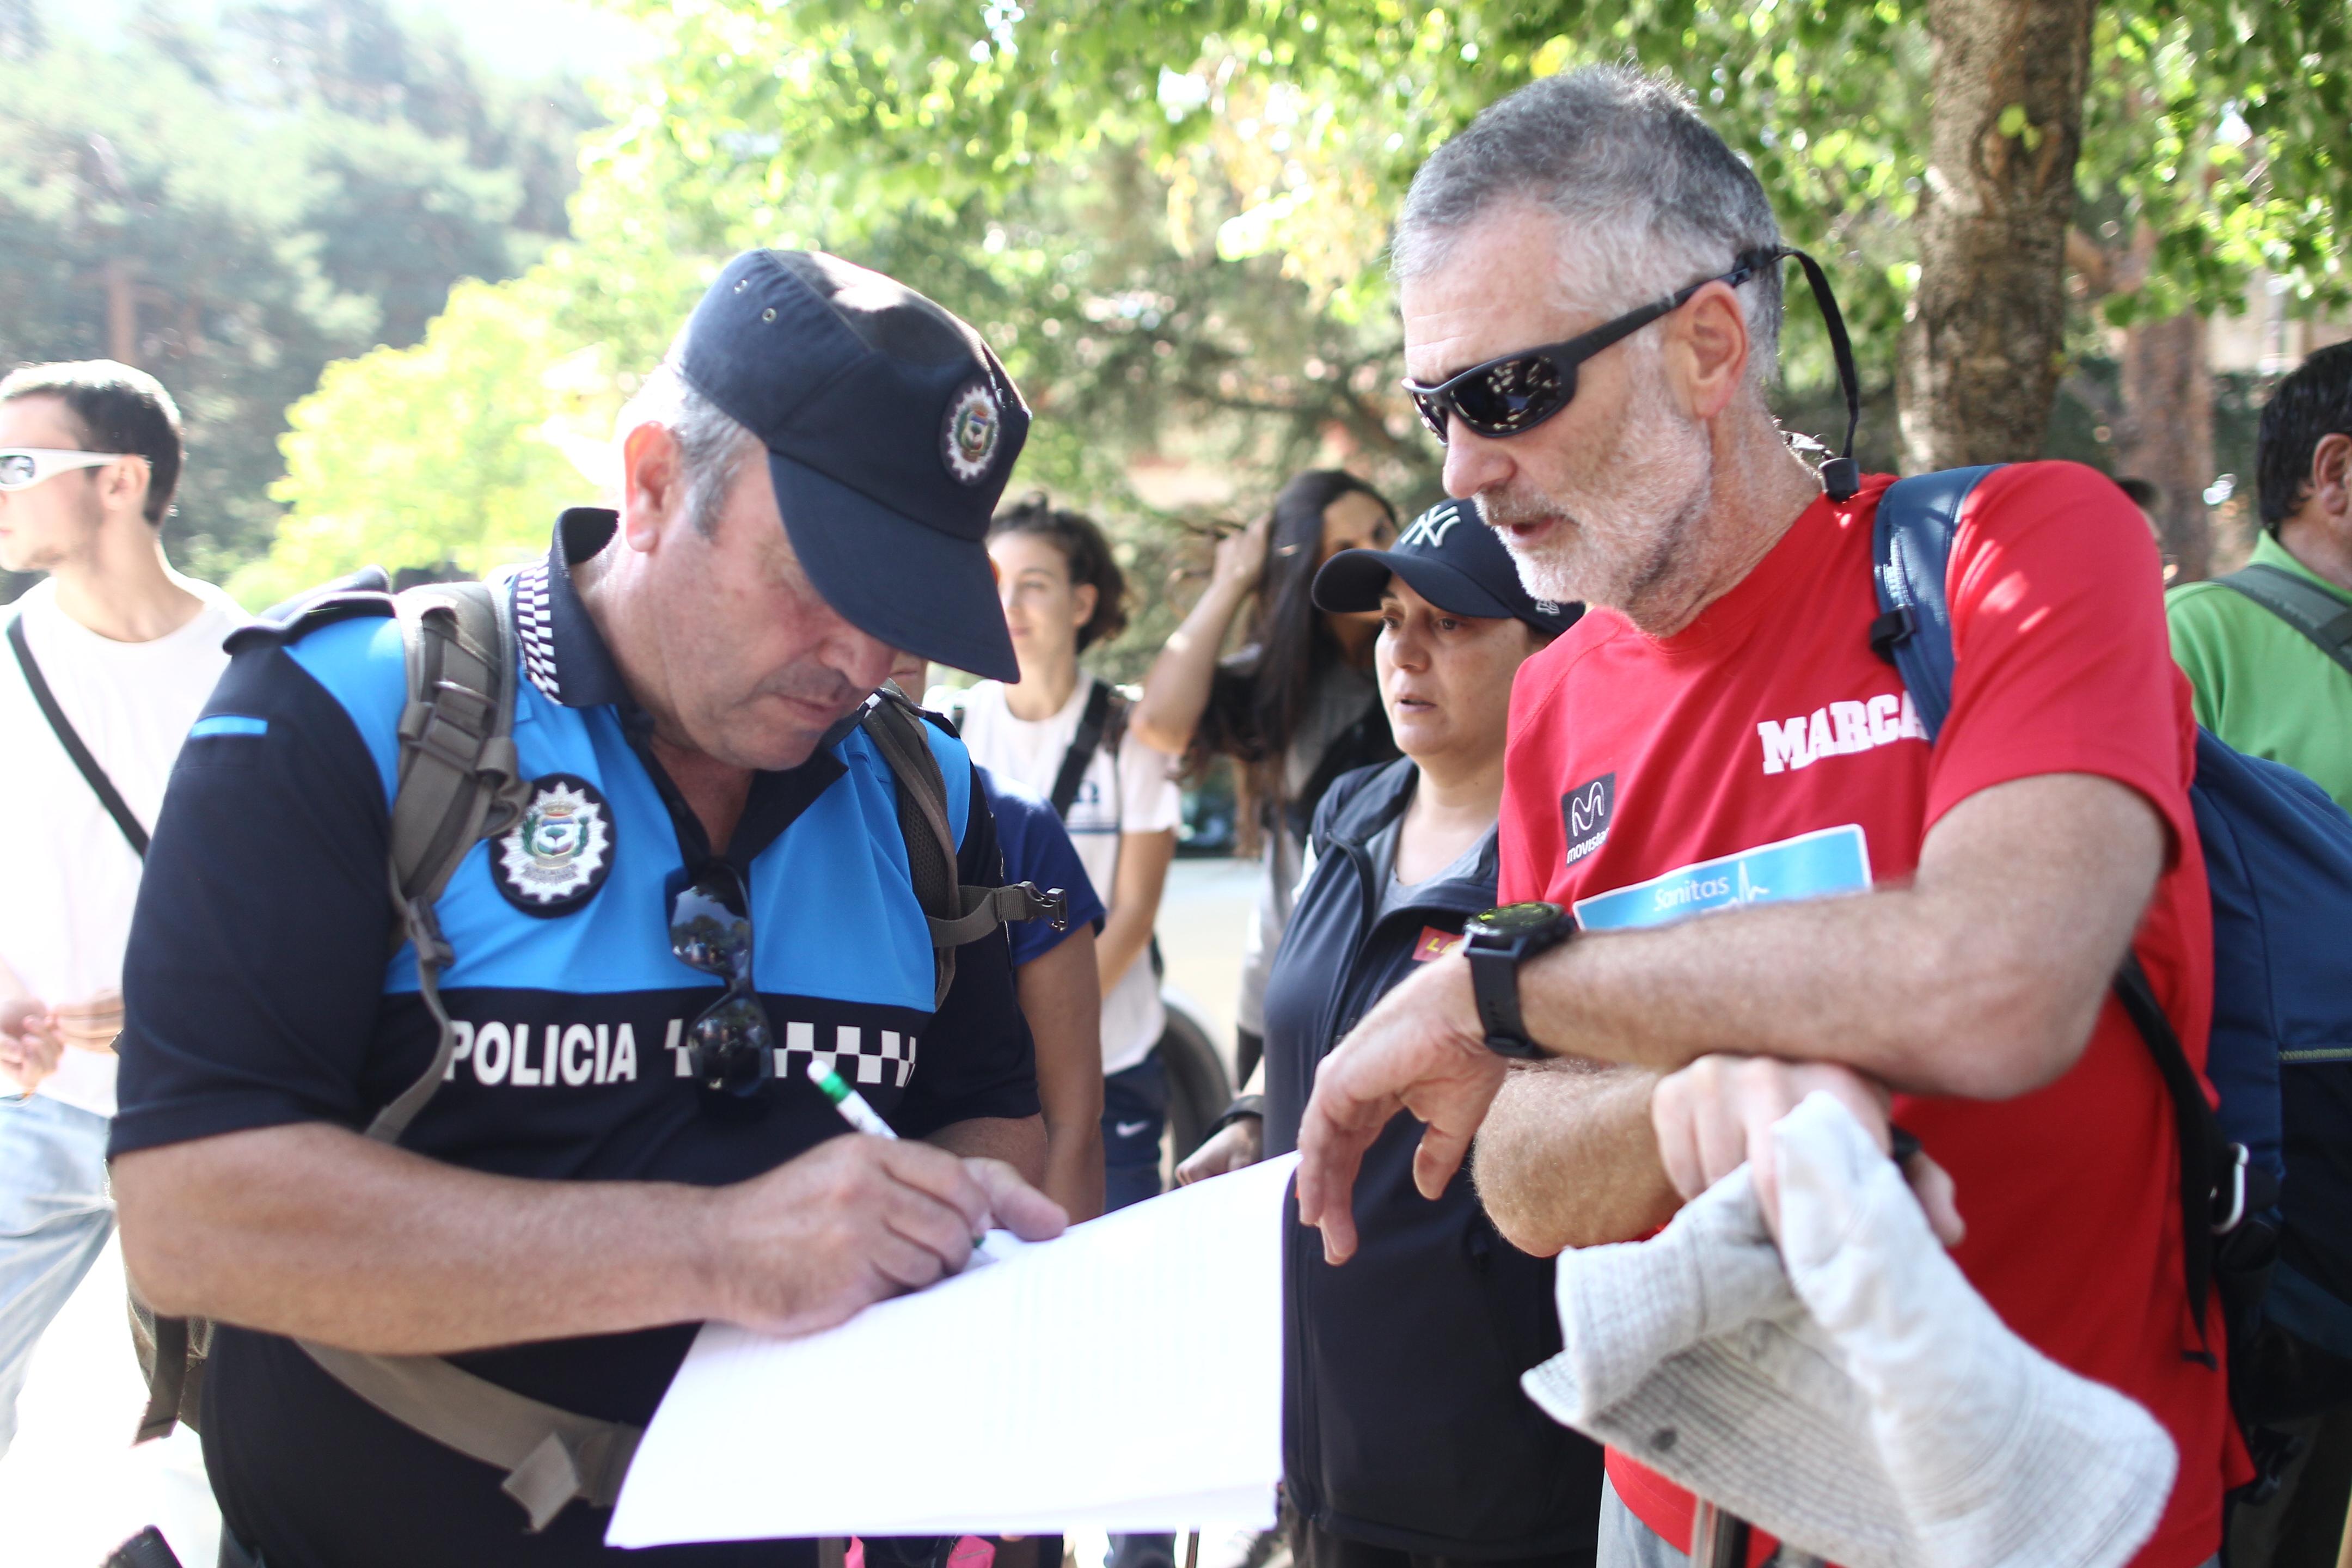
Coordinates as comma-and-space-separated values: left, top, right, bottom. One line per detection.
227, 573, 395, 657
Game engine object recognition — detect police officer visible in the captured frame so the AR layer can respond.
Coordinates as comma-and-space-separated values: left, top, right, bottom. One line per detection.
107, 251, 1067, 1567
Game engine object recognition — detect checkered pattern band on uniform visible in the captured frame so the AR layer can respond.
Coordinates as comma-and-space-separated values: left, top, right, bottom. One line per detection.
774, 1023, 918, 1088
512, 562, 561, 702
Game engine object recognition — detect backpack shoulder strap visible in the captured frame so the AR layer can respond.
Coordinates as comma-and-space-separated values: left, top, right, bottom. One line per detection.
2218, 563, 2352, 679
2114, 954, 2230, 1352
284, 577, 647, 1533
1866, 464, 2005, 742
8, 609, 150, 857
1048, 678, 1118, 820
1104, 682, 1136, 751
863, 685, 967, 1010
369, 579, 529, 1144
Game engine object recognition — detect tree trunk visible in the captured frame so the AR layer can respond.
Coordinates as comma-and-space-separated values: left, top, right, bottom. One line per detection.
103, 256, 139, 367
1898, 0, 2099, 472
2115, 308, 2216, 581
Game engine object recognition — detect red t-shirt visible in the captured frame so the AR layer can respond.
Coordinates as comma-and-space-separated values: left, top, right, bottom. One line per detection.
1497, 463, 2246, 1567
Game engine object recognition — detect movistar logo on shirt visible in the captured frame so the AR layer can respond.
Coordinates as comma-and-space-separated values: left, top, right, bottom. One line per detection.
1756, 692, 1928, 775
1560, 771, 1616, 866
1572, 824, 1872, 932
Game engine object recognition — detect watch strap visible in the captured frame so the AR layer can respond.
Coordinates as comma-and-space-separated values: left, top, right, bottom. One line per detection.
1467, 942, 1524, 1042
1465, 907, 1572, 1058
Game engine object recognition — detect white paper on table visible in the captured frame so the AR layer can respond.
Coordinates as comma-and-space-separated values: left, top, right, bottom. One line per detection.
608, 1153, 1300, 1548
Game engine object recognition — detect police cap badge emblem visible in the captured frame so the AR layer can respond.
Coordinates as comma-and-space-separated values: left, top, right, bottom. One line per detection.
492, 773, 614, 916
941, 379, 1002, 485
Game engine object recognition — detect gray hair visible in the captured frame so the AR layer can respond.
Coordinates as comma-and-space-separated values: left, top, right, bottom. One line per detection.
616, 360, 761, 537
1392, 66, 1785, 379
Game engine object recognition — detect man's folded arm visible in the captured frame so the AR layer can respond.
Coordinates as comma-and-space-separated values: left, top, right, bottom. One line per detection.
1511, 770, 2165, 1099
1471, 1057, 1679, 1255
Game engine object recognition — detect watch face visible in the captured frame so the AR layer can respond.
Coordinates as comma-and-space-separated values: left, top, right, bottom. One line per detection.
1469, 901, 1565, 938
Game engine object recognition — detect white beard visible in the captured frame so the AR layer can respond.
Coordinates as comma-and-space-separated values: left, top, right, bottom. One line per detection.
1480, 365, 1716, 616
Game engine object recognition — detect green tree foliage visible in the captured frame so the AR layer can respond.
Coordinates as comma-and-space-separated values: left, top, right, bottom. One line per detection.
249, 0, 2352, 657
0, 0, 594, 591
610, 0, 2350, 445
229, 277, 614, 608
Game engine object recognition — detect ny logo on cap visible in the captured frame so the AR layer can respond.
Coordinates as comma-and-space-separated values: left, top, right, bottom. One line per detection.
1398, 505, 1467, 550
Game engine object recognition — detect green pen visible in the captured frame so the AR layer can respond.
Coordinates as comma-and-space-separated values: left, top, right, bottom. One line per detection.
806, 1058, 897, 1138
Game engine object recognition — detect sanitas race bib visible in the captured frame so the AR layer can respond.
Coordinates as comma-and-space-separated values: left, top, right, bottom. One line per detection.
1572, 824, 1871, 932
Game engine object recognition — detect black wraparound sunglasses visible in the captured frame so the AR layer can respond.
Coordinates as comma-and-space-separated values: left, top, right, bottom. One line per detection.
1402, 245, 1862, 500
667, 861, 775, 1102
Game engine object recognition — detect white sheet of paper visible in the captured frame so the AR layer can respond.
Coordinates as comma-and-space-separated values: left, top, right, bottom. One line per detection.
607, 1153, 1299, 1548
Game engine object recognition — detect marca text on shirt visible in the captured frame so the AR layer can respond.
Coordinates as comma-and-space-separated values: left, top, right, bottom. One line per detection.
1755, 690, 1928, 775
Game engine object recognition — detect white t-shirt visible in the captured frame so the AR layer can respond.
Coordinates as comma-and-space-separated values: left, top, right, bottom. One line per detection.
0, 578, 244, 1116
945, 675, 1182, 1076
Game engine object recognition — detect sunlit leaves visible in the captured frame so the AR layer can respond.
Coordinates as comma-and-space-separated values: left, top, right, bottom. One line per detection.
235, 277, 613, 608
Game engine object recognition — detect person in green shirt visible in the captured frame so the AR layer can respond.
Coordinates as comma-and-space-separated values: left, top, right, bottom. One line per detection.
2168, 340, 2352, 814
2166, 339, 2352, 1568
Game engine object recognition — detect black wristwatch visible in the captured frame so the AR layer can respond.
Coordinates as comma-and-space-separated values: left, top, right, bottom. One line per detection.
1462, 902, 1575, 1058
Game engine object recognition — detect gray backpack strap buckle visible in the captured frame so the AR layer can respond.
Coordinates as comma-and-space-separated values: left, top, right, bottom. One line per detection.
864, 684, 1073, 1004
928, 881, 1069, 948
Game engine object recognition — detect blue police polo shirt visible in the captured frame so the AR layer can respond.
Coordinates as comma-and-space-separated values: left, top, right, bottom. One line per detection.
112, 508, 1038, 1568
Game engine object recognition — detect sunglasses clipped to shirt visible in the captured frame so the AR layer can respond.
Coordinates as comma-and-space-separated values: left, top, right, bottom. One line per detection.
1402, 245, 1864, 500
667, 860, 777, 1102
0, 449, 138, 491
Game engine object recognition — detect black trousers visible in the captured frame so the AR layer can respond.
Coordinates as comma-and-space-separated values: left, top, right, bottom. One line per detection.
1293, 1517, 1594, 1568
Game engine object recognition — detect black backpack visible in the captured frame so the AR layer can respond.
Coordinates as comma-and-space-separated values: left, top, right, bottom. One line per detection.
1871, 466, 2352, 1495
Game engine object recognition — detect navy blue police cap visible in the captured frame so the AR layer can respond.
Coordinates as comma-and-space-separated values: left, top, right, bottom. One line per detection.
677, 249, 1029, 682
1312, 497, 1583, 636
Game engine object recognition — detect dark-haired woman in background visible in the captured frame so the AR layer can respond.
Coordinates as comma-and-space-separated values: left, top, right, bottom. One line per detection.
947, 497, 1183, 1217
1131, 471, 1400, 1083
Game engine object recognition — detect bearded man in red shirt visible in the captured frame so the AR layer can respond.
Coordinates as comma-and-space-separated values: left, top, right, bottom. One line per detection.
1293, 64, 2243, 1568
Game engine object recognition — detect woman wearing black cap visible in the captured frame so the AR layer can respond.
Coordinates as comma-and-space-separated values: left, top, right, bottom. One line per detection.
1179, 499, 1603, 1568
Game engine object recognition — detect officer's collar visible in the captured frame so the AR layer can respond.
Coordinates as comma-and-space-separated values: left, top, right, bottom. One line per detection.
512, 508, 629, 708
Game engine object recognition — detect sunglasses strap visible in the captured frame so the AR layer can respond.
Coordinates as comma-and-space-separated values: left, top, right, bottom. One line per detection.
1768, 247, 1864, 501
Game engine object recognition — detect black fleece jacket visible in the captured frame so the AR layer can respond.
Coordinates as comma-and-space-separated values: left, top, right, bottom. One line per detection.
1263, 757, 1602, 1561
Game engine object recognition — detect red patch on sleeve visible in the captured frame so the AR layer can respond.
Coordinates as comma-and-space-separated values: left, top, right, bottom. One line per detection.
1412, 926, 1465, 963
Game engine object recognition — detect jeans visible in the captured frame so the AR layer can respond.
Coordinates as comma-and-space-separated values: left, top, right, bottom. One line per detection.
1596, 1476, 2218, 1568
1101, 1050, 1167, 1215
0, 1092, 115, 1459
